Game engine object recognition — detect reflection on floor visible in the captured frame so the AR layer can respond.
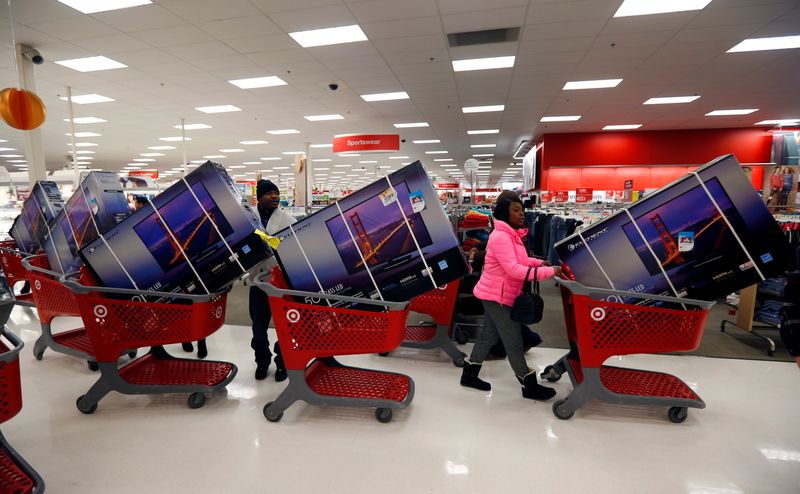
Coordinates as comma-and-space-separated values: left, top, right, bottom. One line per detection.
4, 305, 799, 494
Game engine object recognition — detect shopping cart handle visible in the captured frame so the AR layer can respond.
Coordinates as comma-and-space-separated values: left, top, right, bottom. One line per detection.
59, 272, 226, 302
252, 270, 410, 311
0, 323, 24, 364
20, 256, 63, 278
553, 276, 716, 309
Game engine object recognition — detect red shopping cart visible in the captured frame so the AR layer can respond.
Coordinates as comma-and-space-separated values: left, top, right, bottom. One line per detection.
543, 277, 714, 423
60, 272, 237, 414
0, 300, 45, 493
22, 255, 134, 371
255, 267, 414, 423
0, 241, 35, 307
380, 280, 466, 366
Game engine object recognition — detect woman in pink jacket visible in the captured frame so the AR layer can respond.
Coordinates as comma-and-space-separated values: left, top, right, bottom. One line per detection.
460, 193, 561, 400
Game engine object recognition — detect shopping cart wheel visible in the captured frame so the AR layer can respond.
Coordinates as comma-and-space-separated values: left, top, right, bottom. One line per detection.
76, 395, 98, 415
87, 360, 99, 372
187, 392, 206, 409
454, 327, 469, 345
541, 365, 562, 383
34, 351, 44, 361
263, 402, 283, 422
668, 406, 688, 424
552, 400, 574, 420
128, 350, 137, 359
378, 353, 389, 357
375, 408, 393, 423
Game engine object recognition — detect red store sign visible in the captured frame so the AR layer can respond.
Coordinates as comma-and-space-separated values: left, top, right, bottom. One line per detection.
436, 183, 460, 189
575, 187, 593, 203
541, 191, 552, 202
553, 191, 569, 203
332, 134, 400, 153
129, 169, 158, 179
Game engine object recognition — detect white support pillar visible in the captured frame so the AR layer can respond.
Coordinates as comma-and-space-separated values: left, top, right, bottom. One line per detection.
15, 43, 46, 185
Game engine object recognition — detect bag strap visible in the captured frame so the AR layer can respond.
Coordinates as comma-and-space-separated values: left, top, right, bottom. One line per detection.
523, 266, 533, 293
532, 267, 540, 295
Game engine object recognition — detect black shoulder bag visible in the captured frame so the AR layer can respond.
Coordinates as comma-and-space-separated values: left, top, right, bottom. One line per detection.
510, 266, 544, 324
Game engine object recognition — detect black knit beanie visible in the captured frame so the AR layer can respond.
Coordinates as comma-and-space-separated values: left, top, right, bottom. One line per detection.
256, 179, 279, 199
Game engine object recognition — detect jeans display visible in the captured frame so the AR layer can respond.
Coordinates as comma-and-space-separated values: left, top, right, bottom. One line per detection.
524, 211, 582, 262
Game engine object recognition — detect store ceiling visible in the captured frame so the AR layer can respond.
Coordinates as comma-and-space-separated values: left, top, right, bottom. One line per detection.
0, 0, 798, 189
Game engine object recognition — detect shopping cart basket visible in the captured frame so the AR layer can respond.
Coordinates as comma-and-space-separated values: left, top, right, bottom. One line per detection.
0, 241, 35, 307
60, 273, 237, 414
255, 267, 414, 423
545, 277, 714, 423
0, 300, 45, 493
22, 255, 135, 371
380, 280, 466, 366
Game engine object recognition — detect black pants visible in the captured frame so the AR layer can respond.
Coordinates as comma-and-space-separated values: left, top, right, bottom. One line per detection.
249, 285, 282, 367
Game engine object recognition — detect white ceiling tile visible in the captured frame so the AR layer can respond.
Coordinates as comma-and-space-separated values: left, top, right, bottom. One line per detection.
165, 41, 239, 61
194, 53, 274, 71
162, 0, 264, 23
361, 16, 443, 39
249, 0, 345, 15
602, 12, 697, 35
520, 19, 606, 41
526, 0, 619, 24
687, 2, 797, 28
92, 4, 186, 32
224, 34, 299, 54
321, 54, 387, 70
334, 65, 397, 79
371, 35, 448, 54
517, 36, 596, 56
268, 5, 357, 32
382, 49, 451, 66
72, 33, 153, 54
348, 0, 439, 22
196, 16, 283, 40
30, 15, 119, 42
442, 7, 527, 33
436, 0, 529, 16
305, 41, 379, 60
131, 24, 213, 47
113, 48, 184, 67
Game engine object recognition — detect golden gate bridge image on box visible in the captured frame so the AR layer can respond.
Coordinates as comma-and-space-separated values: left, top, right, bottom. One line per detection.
155, 212, 221, 268
647, 211, 726, 269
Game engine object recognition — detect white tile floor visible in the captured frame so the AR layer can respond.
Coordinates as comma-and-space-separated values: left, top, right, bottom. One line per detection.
3, 304, 800, 494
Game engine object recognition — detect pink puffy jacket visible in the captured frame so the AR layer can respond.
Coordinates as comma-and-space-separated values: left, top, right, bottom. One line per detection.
473, 220, 557, 307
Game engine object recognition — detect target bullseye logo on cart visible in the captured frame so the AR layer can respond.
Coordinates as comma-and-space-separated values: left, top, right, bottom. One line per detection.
34, 280, 41, 291
437, 284, 448, 291
215, 306, 223, 319
286, 309, 301, 324
590, 307, 606, 322
93, 305, 108, 319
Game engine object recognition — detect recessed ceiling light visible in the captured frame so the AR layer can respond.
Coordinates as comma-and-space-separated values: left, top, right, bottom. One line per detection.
425, 151, 448, 154
140, 152, 163, 157
73, 142, 98, 147
754, 119, 800, 126
148, 146, 175, 150
159, 136, 192, 142
55, 55, 127, 72
463, 105, 504, 113
705, 109, 759, 116
412, 139, 440, 144
56, 1, 152, 14
728, 35, 800, 53
466, 130, 500, 135
389, 156, 409, 159
75, 150, 94, 154
65, 132, 102, 138
614, 0, 712, 17
603, 124, 643, 130
0, 148, 16, 152
204, 155, 226, 159
60, 94, 114, 104
0, 154, 22, 158
267, 129, 300, 135
195, 105, 241, 113
282, 151, 305, 155
229, 165, 246, 169
378, 166, 392, 169
332, 171, 347, 174
220, 149, 244, 153
472, 154, 494, 157
190, 160, 205, 164
63, 117, 106, 124
477, 161, 492, 164
355, 160, 376, 164
6, 160, 26, 163
274, 166, 289, 170
240, 140, 268, 145
313, 159, 332, 162
563, 79, 623, 90
261, 157, 281, 161
644, 96, 700, 105
304, 114, 344, 121
452, 56, 515, 72
361, 91, 409, 102
174, 123, 211, 130
133, 158, 155, 162
310, 143, 333, 148
440, 164, 457, 167
289, 24, 367, 48
393, 122, 428, 128
228, 76, 288, 89
315, 167, 330, 171
470, 144, 496, 148
433, 159, 453, 162
242, 162, 261, 165
334, 164, 352, 168
540, 115, 581, 122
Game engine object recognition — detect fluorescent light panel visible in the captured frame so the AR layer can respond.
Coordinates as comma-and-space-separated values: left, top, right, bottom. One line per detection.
603, 124, 643, 130
705, 109, 759, 116
55, 55, 127, 72
472, 154, 494, 157
467, 129, 499, 135
174, 123, 211, 130
425, 151, 448, 154
393, 122, 428, 128
64, 117, 106, 124
462, 105, 504, 113
541, 115, 581, 122
228, 76, 287, 89
148, 146, 174, 150
56, 1, 152, 14
282, 151, 305, 155
304, 114, 344, 121
60, 93, 114, 104
563, 79, 623, 90
614, 0, 712, 17
159, 136, 192, 142
240, 140, 268, 145
261, 157, 281, 161
267, 129, 300, 135
66, 132, 101, 137
289, 25, 367, 48
452, 56, 515, 72
728, 35, 800, 53
360, 91, 409, 102
195, 105, 241, 113
310, 143, 333, 148
754, 119, 800, 126
434, 159, 453, 162
204, 155, 226, 159
644, 96, 700, 105
471, 144, 496, 148
139, 153, 163, 157
412, 139, 440, 144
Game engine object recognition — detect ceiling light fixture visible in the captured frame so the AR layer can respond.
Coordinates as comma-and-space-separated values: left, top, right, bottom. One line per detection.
267, 129, 300, 135
66, 132, 101, 137
140, 153, 163, 157
705, 109, 759, 116
471, 144, 496, 148
452, 56, 515, 72
563, 79, 623, 90
754, 119, 800, 126
261, 157, 281, 160
240, 140, 268, 145
289, 25, 368, 48
159, 136, 192, 142
472, 154, 494, 158
412, 139, 440, 144
228, 76, 288, 89
56, 1, 152, 14
310, 143, 333, 148
148, 146, 175, 150
313, 159, 332, 162
389, 156, 409, 159
360, 91, 409, 102
220, 149, 244, 153
195, 105, 241, 113
467, 130, 499, 135
643, 96, 700, 105
59, 93, 114, 104
132, 158, 155, 162
433, 159, 453, 162
393, 122, 428, 128
243, 162, 261, 165
64, 117, 106, 124
425, 151, 448, 154
174, 123, 211, 130
282, 151, 305, 155
614, 0, 711, 17
462, 105, 504, 113
728, 35, 800, 53
203, 155, 226, 159
541, 115, 581, 122
603, 124, 643, 130
304, 114, 344, 121
55, 55, 127, 72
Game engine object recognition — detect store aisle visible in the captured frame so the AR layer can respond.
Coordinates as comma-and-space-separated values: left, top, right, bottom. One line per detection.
3, 305, 799, 494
